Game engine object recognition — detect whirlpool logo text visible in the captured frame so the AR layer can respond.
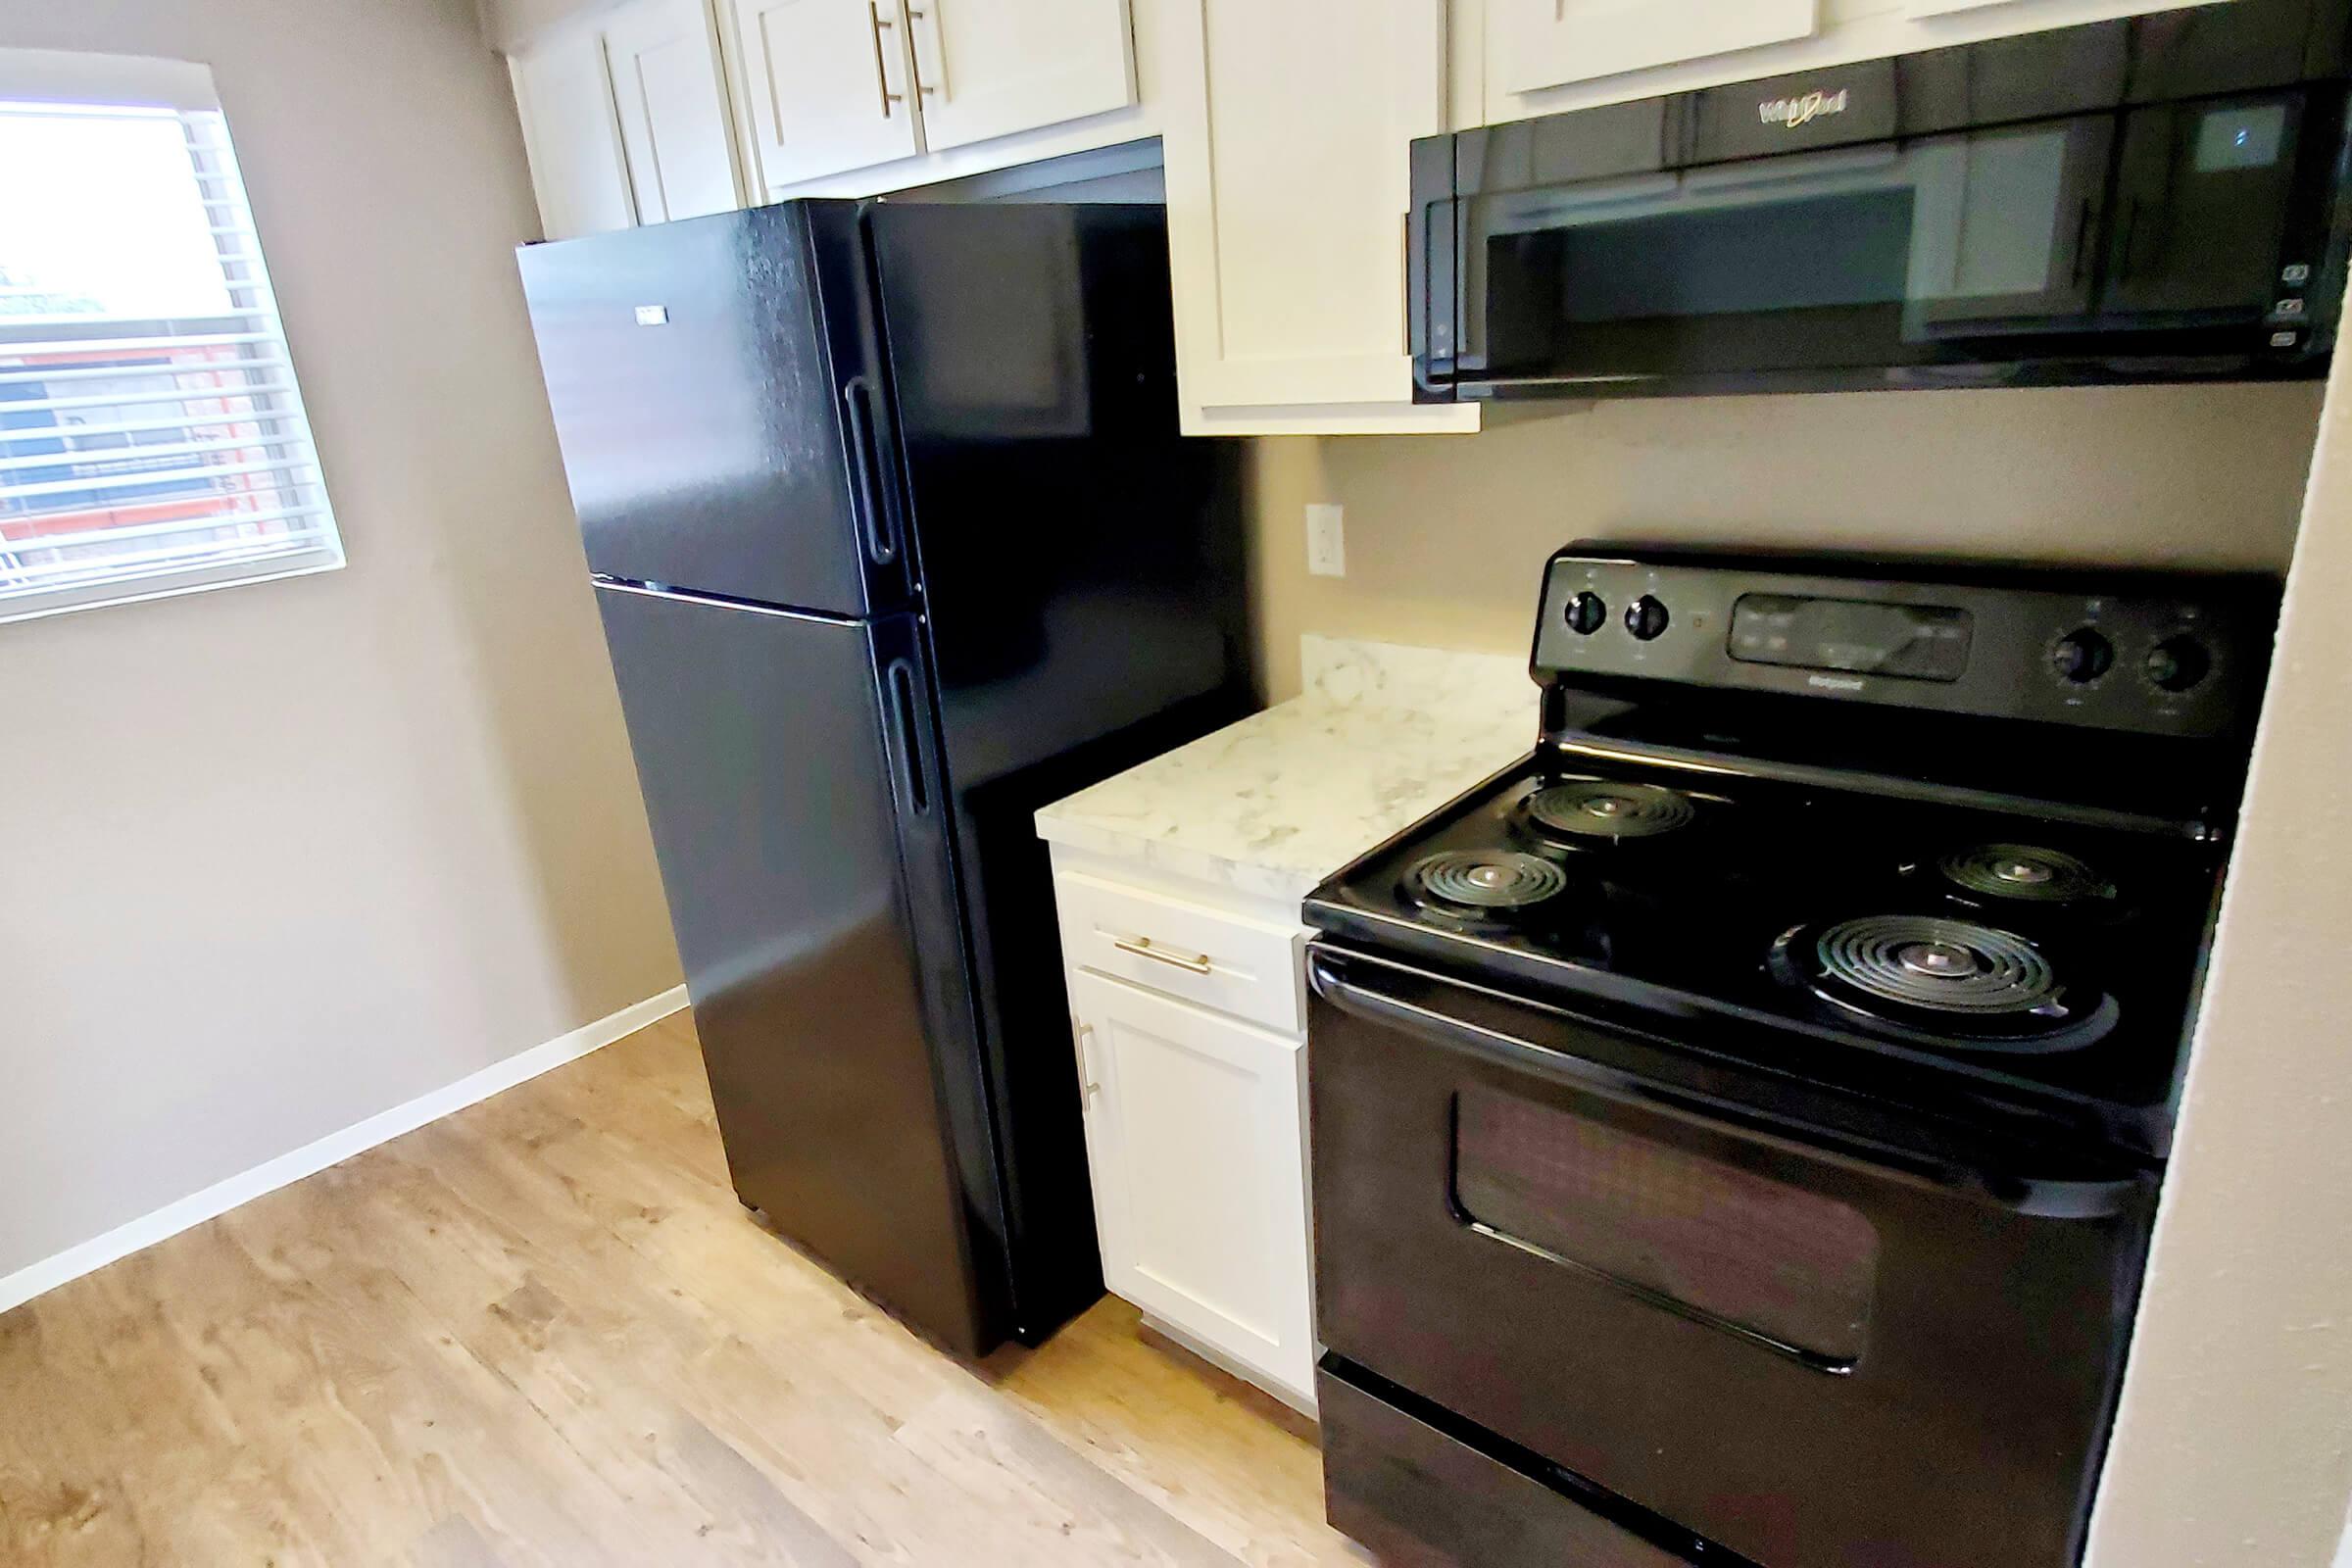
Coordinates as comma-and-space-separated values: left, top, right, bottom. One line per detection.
1758, 88, 1849, 128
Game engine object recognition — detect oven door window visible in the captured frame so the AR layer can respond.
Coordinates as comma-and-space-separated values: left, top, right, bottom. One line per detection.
1452, 1082, 1879, 1367
1457, 115, 2117, 384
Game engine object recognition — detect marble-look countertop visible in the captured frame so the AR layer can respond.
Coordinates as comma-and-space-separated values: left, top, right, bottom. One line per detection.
1034, 636, 1537, 905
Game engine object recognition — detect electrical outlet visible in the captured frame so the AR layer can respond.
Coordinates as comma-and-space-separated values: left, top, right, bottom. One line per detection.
1306, 504, 1346, 577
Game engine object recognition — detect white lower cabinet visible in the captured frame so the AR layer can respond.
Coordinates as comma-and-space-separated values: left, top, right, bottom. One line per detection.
1051, 852, 1318, 1410
1071, 970, 1316, 1407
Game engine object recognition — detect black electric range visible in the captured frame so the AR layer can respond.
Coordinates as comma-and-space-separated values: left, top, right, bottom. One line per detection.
1303, 546, 2278, 1568
1306, 745, 2233, 1163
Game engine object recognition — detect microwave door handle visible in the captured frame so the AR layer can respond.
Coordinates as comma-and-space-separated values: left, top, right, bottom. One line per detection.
1679, 142, 1903, 195
1496, 145, 1907, 237
1480, 172, 1681, 240
1308, 956, 2141, 1221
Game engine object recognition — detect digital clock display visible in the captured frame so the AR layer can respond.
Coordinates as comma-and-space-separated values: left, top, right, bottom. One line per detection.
1729, 594, 1973, 682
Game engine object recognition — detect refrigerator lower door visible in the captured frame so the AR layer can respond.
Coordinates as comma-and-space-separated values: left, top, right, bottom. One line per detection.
593, 581, 997, 1354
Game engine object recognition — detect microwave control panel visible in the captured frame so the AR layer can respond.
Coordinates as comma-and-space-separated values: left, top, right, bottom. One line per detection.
1532, 553, 2278, 740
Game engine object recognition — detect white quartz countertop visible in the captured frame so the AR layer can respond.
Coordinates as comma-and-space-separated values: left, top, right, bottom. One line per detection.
1034, 636, 1537, 905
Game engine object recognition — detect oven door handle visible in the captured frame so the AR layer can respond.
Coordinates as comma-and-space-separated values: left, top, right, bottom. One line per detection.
1309, 956, 2145, 1222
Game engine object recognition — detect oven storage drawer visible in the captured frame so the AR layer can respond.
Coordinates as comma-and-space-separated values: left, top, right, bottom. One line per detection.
1306, 944, 2160, 1568
1320, 1362, 1718, 1567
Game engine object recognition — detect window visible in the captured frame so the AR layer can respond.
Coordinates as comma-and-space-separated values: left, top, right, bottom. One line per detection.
0, 51, 341, 624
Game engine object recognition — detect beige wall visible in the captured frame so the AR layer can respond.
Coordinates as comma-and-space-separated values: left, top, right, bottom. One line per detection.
0, 0, 678, 1283
1246, 382, 2326, 699
473, 0, 618, 53
2086, 340, 2352, 1566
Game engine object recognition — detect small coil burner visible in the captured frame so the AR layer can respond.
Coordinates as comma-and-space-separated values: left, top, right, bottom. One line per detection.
1939, 844, 2110, 905
1814, 914, 2059, 1017
1525, 780, 1696, 843
1408, 850, 1570, 912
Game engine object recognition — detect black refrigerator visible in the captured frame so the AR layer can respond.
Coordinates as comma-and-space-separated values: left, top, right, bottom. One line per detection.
517, 200, 1248, 1357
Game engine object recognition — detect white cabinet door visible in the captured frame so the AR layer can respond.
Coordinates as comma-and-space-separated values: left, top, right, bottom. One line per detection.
905, 0, 1136, 154
1490, 0, 1820, 95
726, 0, 922, 193
1161, 0, 1477, 434
604, 0, 743, 222
1070, 970, 1316, 1404
511, 25, 636, 239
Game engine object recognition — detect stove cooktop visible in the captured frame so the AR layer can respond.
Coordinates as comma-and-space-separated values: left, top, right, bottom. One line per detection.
1303, 750, 2230, 1161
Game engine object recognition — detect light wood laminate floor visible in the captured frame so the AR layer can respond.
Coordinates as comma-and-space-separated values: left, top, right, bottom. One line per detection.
0, 1012, 1366, 1566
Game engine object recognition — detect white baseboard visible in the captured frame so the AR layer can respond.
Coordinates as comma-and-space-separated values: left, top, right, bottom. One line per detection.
0, 984, 689, 1316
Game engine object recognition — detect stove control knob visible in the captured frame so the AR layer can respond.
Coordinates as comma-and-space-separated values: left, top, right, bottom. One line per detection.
1565, 591, 1608, 635
2144, 635, 2212, 693
1624, 595, 1670, 641
2049, 628, 2114, 684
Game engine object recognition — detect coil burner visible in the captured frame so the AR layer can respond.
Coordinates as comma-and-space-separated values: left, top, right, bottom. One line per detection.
1407, 851, 1570, 912
1814, 914, 2060, 1016
1939, 844, 2111, 905
1525, 780, 1697, 843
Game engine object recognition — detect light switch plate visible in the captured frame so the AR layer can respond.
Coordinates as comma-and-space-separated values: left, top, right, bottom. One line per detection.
1306, 504, 1346, 577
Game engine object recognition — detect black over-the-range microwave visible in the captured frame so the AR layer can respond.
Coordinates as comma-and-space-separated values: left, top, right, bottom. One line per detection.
1410, 0, 2352, 400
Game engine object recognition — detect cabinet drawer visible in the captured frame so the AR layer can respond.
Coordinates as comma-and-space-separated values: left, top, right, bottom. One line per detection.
1054, 870, 1304, 1035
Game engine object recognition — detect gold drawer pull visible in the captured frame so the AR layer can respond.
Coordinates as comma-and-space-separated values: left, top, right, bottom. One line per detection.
1112, 936, 1213, 976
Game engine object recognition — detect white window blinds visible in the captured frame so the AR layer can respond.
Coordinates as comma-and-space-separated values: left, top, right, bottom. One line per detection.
1, 74, 343, 624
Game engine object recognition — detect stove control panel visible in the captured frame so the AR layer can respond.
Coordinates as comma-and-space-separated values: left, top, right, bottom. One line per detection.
1531, 551, 2278, 739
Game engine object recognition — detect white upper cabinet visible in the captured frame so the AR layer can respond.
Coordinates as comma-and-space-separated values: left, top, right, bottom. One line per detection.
726, 0, 924, 191
509, 0, 745, 239
605, 0, 744, 222
1161, 0, 1478, 434
1469, 0, 2229, 124
1493, 0, 1820, 96
511, 24, 636, 240
905, 0, 1138, 154
1900, 0, 2230, 22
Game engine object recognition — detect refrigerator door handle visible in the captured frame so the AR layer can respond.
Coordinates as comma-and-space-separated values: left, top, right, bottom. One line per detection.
843, 375, 901, 567
884, 657, 930, 815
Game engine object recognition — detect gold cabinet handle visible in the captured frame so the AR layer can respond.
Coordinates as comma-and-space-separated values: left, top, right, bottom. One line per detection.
867, 2, 906, 117
1112, 936, 1213, 976
1075, 1019, 1101, 1104
906, 3, 946, 97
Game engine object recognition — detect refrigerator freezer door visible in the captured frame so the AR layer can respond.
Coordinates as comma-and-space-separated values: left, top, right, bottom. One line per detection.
521, 204, 906, 615
871, 203, 1246, 776
592, 581, 994, 1353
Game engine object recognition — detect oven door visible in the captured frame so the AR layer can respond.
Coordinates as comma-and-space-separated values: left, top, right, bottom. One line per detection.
1420, 86, 2341, 398
1307, 944, 2157, 1568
